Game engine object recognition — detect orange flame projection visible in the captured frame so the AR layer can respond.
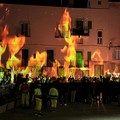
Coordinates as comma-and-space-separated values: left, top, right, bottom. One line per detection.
91, 49, 103, 64
7, 35, 26, 56
6, 35, 26, 69
6, 55, 21, 69
64, 37, 76, 65
89, 49, 103, 77
19, 67, 29, 77
0, 25, 9, 67
0, 5, 28, 83
1, 25, 9, 38
28, 51, 47, 78
59, 8, 77, 80
12, 51, 47, 78
29, 51, 47, 67
42, 60, 60, 78
0, 7, 47, 80
1, 6, 118, 81
3, 27, 26, 82
63, 38, 76, 79
113, 64, 119, 73
50, 60, 60, 77
58, 8, 71, 38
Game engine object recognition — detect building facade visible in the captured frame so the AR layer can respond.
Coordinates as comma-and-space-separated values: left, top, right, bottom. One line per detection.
0, 0, 120, 79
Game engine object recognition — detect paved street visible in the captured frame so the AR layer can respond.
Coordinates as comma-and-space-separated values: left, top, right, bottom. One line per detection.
0, 102, 120, 120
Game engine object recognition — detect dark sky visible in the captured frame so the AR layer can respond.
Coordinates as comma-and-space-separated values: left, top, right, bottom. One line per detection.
110, 0, 120, 1
0, 0, 120, 7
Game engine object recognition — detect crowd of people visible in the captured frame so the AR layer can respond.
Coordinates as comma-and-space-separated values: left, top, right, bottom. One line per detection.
1, 71, 120, 116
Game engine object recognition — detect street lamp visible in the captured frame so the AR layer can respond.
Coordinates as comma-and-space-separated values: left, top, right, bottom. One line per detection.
109, 41, 112, 50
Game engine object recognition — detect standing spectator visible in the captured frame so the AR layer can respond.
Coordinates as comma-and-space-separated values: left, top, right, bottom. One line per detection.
69, 77, 76, 103
102, 77, 111, 104
49, 84, 59, 111
59, 77, 69, 106
29, 79, 35, 108
19, 78, 30, 108
32, 84, 43, 116
3, 70, 11, 84
117, 80, 120, 106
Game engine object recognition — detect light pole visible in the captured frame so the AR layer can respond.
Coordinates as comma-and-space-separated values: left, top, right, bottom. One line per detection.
61, 0, 62, 7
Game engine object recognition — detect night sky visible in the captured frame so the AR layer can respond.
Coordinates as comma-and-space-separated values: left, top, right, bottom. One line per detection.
0, 0, 120, 7
110, 0, 120, 1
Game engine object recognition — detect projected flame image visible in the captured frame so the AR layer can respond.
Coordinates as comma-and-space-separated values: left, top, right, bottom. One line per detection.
1, 2, 120, 120
0, 4, 120, 84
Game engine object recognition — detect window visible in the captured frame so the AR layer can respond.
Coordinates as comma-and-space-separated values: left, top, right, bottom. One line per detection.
20, 21, 31, 37
22, 49, 29, 67
98, 38, 102, 44
98, 31, 102, 37
47, 50, 54, 67
88, 21, 92, 29
76, 51, 83, 67
76, 20, 84, 30
97, 30, 102, 44
118, 51, 120, 59
87, 0, 90, 8
87, 51, 91, 61
94, 65, 104, 77
113, 50, 120, 60
74, 0, 88, 8
113, 51, 117, 60
98, 0, 102, 5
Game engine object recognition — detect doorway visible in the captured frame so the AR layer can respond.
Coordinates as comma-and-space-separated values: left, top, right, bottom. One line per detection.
94, 65, 104, 77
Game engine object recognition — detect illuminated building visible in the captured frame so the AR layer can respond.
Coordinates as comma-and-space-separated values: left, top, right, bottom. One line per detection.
0, 0, 120, 80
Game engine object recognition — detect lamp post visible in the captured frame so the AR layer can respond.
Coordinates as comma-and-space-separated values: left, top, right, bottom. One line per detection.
109, 41, 112, 50
61, 0, 62, 7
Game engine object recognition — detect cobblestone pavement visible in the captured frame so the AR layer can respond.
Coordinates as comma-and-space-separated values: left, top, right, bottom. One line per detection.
0, 102, 120, 120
